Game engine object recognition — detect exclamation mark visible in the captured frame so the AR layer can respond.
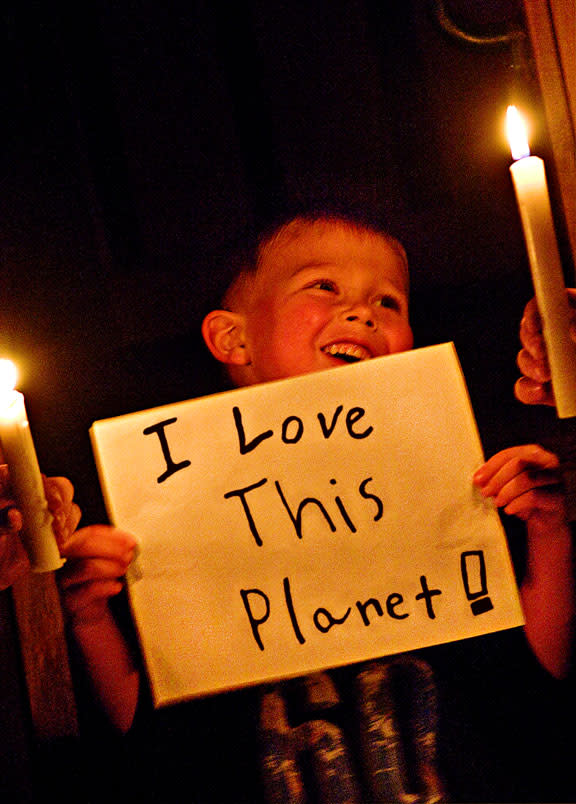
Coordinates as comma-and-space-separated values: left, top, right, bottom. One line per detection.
460, 550, 494, 615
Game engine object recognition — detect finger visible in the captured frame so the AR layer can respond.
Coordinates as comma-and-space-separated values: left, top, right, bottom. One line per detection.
523, 297, 541, 323
519, 291, 576, 351
43, 477, 82, 544
491, 469, 562, 510
519, 318, 546, 362
0, 506, 23, 532
44, 476, 75, 510
58, 556, 132, 589
59, 525, 138, 562
503, 487, 566, 521
520, 297, 542, 336
52, 502, 83, 546
517, 346, 550, 383
68, 503, 83, 533
474, 445, 559, 490
514, 376, 555, 406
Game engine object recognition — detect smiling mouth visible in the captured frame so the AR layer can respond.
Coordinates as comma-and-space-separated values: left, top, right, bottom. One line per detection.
322, 343, 372, 363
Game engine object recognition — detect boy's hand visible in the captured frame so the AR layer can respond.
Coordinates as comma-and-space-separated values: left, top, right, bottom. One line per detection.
58, 525, 138, 626
515, 291, 576, 406
473, 444, 565, 526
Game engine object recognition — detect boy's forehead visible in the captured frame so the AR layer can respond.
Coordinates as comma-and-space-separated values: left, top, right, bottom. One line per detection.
258, 219, 409, 288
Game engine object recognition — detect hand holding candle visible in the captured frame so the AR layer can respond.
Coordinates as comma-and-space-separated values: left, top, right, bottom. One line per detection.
507, 105, 576, 418
0, 359, 64, 572
515, 292, 576, 406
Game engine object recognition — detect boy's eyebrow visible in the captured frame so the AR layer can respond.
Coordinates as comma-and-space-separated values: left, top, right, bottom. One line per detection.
289, 262, 408, 293
289, 261, 338, 277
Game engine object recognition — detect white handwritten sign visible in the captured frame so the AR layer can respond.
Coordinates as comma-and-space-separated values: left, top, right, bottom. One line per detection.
90, 343, 524, 707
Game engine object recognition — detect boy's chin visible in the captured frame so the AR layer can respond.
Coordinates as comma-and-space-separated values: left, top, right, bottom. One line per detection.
229, 355, 375, 387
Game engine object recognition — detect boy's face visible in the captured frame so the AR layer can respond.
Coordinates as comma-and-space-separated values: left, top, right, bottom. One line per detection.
229, 220, 413, 386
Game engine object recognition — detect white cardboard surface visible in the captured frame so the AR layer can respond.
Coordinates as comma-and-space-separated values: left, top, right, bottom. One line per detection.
90, 343, 524, 706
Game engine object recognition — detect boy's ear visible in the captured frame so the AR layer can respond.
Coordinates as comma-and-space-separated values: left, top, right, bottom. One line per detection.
201, 309, 250, 366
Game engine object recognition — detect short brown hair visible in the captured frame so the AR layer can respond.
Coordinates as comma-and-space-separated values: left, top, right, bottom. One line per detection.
218, 204, 409, 311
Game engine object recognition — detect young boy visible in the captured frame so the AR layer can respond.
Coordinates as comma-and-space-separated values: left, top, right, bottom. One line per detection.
59, 210, 574, 800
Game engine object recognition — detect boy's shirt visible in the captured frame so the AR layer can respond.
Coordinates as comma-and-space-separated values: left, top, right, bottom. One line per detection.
93, 623, 565, 804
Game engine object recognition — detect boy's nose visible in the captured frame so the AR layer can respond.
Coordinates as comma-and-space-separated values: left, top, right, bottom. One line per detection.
343, 300, 377, 329
346, 313, 375, 328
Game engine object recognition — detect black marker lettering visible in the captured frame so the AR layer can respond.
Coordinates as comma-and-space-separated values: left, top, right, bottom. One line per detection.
346, 407, 373, 439
461, 550, 494, 615
224, 478, 268, 546
313, 606, 352, 633
356, 597, 384, 626
240, 588, 270, 651
415, 576, 442, 619
386, 593, 408, 619
317, 405, 343, 438
233, 406, 273, 454
281, 416, 304, 444
275, 480, 337, 540
283, 577, 306, 644
329, 478, 357, 532
143, 418, 191, 483
359, 477, 384, 521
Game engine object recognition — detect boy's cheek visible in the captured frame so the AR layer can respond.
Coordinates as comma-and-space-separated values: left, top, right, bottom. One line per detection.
387, 323, 414, 355
267, 304, 329, 351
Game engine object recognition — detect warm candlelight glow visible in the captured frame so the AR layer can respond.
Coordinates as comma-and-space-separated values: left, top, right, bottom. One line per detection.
506, 105, 530, 160
0, 359, 18, 395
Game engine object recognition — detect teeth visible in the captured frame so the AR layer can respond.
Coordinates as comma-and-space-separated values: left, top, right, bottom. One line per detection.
323, 343, 371, 362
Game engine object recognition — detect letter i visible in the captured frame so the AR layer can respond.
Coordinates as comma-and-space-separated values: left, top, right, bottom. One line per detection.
330, 479, 357, 533
143, 418, 191, 483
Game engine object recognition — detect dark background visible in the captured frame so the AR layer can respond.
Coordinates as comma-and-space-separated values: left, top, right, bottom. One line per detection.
1, 0, 572, 524
0, 1, 575, 800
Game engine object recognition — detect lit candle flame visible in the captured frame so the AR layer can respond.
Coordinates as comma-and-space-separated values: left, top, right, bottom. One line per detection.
0, 359, 17, 395
506, 105, 530, 161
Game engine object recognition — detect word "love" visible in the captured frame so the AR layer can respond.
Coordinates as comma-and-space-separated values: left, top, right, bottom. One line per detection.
233, 404, 374, 455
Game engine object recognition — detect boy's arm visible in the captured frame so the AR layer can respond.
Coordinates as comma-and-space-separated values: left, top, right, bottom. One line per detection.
474, 444, 574, 679
58, 525, 141, 733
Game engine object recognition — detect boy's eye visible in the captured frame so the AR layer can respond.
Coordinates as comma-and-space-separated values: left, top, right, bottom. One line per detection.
377, 294, 401, 311
312, 279, 337, 292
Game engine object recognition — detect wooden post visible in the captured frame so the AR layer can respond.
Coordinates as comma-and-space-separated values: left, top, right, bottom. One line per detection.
11, 570, 78, 742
